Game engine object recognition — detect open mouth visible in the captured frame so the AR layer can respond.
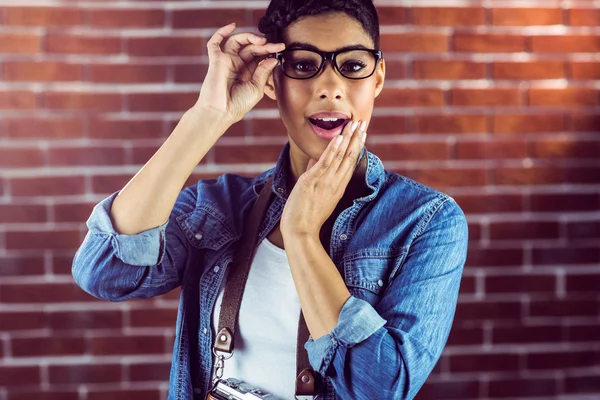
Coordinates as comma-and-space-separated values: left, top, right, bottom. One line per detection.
308, 117, 347, 131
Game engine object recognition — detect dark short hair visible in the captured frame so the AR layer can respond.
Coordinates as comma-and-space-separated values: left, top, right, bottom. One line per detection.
257, 0, 380, 48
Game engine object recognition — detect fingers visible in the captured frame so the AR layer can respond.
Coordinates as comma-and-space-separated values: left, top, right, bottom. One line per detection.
239, 42, 285, 67
339, 120, 367, 178
250, 56, 280, 90
206, 23, 237, 59
312, 120, 359, 179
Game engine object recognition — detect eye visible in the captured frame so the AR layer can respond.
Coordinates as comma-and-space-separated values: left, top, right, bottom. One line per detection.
340, 61, 367, 73
291, 60, 318, 72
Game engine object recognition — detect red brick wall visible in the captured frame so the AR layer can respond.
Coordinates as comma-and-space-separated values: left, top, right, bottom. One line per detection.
1, 1, 599, 399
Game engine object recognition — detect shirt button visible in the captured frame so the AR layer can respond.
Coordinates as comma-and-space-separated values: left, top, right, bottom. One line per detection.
194, 233, 203, 240
213, 266, 219, 273
377, 279, 384, 287
277, 187, 284, 193
203, 328, 208, 334
340, 234, 348, 241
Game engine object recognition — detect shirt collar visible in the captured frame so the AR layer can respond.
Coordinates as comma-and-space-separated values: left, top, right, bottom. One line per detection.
253, 141, 385, 203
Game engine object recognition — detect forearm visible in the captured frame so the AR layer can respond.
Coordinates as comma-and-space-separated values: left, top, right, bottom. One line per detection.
283, 233, 351, 340
111, 107, 230, 235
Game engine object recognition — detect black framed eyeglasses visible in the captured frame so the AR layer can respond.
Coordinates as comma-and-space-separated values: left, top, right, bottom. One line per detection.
271, 48, 383, 80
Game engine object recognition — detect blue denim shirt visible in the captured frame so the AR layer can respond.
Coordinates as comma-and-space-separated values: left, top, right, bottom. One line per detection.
72, 141, 468, 400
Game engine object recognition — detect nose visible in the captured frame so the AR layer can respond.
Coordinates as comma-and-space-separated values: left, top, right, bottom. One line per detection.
315, 59, 345, 100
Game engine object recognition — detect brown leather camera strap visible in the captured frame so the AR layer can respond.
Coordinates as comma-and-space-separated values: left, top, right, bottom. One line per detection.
214, 174, 319, 397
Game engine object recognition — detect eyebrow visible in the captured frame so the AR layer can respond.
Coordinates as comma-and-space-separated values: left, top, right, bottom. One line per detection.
286, 41, 372, 52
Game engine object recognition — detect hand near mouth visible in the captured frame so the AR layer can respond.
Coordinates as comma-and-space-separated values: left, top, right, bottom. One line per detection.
280, 119, 368, 240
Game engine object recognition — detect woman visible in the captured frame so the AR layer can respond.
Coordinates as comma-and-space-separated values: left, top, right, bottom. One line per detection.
72, 0, 468, 399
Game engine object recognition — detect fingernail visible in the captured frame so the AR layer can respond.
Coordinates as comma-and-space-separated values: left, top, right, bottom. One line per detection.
360, 120, 367, 132
362, 131, 367, 143
351, 121, 359, 133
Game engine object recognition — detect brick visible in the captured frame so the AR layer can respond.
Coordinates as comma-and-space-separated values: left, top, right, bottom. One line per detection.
0, 282, 98, 303
454, 34, 526, 52
131, 145, 161, 165
130, 307, 177, 327
4, 117, 83, 139
0, 366, 40, 386
7, 390, 78, 400
52, 255, 76, 275
374, 6, 407, 25
566, 274, 600, 293
532, 246, 599, 265
3, 61, 83, 82
453, 194, 524, 214
88, 390, 161, 400
382, 60, 406, 80
381, 33, 448, 52
88, 8, 165, 27
530, 299, 597, 317
0, 91, 36, 109
248, 118, 285, 137
494, 166, 565, 185
129, 361, 171, 381
92, 174, 132, 195
172, 63, 210, 83
566, 167, 600, 184
492, 8, 562, 26
465, 248, 523, 267
571, 62, 600, 79
377, 88, 445, 107
42, 92, 122, 111
91, 335, 166, 355
0, 204, 47, 223
454, 301, 521, 322
2, 6, 81, 26
413, 60, 486, 80
0, 255, 45, 276
531, 193, 599, 212
467, 224, 481, 242
411, 168, 487, 188
450, 353, 519, 372
54, 202, 95, 223
0, 33, 41, 53
493, 61, 565, 80
567, 324, 600, 342
565, 375, 600, 394
417, 380, 479, 399
0, 311, 47, 331
459, 275, 476, 293
455, 140, 527, 159
90, 63, 167, 83
49, 364, 122, 384
531, 138, 600, 159
569, 8, 600, 26
446, 327, 484, 346
214, 144, 283, 164
493, 114, 565, 134
415, 115, 487, 134
532, 35, 600, 53
172, 9, 246, 29
527, 350, 599, 370
485, 274, 556, 293
360, 116, 408, 135
370, 142, 448, 161
50, 310, 123, 330
128, 92, 197, 112
48, 146, 126, 166
89, 118, 165, 139
490, 221, 559, 240
127, 36, 204, 57
566, 221, 600, 239
489, 377, 557, 397
10, 176, 85, 196
6, 230, 81, 251
12, 336, 85, 357
47, 34, 121, 54
529, 88, 598, 106
492, 325, 561, 344
451, 88, 522, 106
412, 7, 485, 26
0, 148, 44, 168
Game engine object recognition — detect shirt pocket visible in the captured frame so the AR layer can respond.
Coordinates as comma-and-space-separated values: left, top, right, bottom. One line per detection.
342, 247, 408, 306
177, 205, 238, 252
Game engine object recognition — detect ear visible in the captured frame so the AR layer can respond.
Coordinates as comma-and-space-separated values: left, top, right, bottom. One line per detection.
373, 58, 385, 99
264, 69, 277, 101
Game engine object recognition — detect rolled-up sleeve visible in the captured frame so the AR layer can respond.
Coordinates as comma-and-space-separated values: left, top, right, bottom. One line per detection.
304, 198, 468, 400
72, 186, 197, 302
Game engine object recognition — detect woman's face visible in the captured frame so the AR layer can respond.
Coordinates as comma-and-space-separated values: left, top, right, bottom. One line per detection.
264, 12, 385, 176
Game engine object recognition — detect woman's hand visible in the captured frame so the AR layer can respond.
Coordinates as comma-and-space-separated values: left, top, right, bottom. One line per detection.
280, 120, 368, 239
194, 23, 285, 126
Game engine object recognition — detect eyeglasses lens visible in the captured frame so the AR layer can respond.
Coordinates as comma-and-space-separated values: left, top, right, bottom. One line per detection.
281, 50, 377, 79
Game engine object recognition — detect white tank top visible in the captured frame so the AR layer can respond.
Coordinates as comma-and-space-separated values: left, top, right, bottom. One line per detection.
211, 237, 301, 399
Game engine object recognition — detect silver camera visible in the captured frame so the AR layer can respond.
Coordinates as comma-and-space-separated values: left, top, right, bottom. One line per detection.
210, 378, 285, 400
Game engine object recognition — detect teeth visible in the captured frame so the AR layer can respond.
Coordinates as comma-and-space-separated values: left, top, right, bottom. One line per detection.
314, 117, 341, 121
